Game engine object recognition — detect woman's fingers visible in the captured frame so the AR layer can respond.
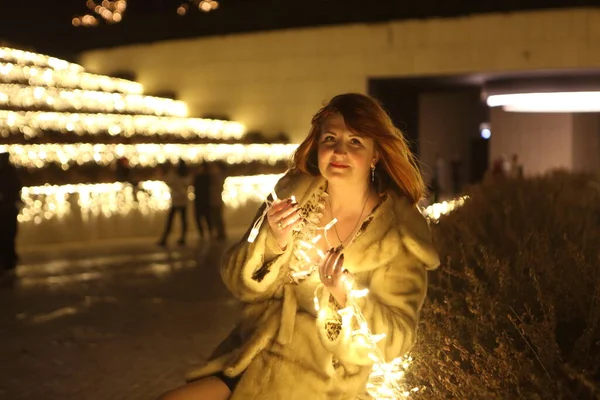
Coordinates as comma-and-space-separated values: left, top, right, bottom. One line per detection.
268, 199, 297, 223
320, 247, 343, 285
266, 198, 302, 251
333, 253, 345, 279
326, 249, 343, 280
266, 199, 289, 219
281, 208, 300, 227
279, 212, 302, 235
319, 248, 335, 281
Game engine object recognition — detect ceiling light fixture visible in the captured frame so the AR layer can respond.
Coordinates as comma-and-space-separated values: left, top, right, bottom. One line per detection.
487, 91, 600, 113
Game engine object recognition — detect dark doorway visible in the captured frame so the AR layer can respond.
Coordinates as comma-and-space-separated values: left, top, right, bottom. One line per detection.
470, 137, 490, 184
369, 81, 420, 156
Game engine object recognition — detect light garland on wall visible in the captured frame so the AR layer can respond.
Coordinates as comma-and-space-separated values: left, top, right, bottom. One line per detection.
0, 143, 296, 168
18, 175, 259, 224
0, 111, 244, 140
18, 176, 288, 224
19, 180, 171, 224
222, 173, 285, 209
73, 0, 127, 27
0, 62, 143, 94
0, 84, 187, 117
0, 47, 83, 73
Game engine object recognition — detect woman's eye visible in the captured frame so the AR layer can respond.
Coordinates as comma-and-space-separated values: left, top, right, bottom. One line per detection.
350, 138, 362, 145
322, 135, 335, 142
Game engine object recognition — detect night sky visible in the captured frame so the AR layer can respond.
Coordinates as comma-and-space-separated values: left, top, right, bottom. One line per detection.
0, 0, 595, 60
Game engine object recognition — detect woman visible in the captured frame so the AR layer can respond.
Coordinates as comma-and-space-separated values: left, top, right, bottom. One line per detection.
159, 93, 439, 399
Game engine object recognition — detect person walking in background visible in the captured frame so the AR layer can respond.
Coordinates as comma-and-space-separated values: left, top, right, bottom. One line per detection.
510, 154, 524, 178
193, 163, 211, 239
207, 162, 227, 240
0, 153, 22, 272
115, 157, 131, 183
158, 159, 191, 247
490, 154, 511, 182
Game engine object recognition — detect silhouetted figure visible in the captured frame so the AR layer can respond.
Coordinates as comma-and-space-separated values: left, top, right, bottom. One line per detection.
115, 157, 131, 183
208, 163, 226, 240
510, 154, 524, 178
0, 153, 22, 271
491, 154, 510, 181
158, 160, 191, 247
193, 164, 211, 239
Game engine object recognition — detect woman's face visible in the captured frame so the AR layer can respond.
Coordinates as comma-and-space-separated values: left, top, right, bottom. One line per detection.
317, 113, 377, 186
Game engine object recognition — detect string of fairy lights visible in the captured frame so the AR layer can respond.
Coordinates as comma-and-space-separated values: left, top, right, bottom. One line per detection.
247, 187, 464, 398
248, 189, 417, 397
0, 62, 143, 94
0, 84, 187, 117
19, 180, 172, 224
0, 143, 295, 168
0, 48, 83, 73
0, 47, 243, 141
0, 111, 245, 140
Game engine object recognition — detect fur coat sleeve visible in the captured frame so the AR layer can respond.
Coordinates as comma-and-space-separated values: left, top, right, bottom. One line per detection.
220, 170, 315, 303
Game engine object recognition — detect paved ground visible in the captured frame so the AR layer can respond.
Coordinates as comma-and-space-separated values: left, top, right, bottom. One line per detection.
0, 237, 241, 400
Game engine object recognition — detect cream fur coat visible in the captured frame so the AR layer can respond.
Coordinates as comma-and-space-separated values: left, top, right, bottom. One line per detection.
187, 170, 439, 399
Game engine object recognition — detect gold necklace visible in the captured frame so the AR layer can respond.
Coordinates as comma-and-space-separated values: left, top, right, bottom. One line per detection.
327, 191, 370, 248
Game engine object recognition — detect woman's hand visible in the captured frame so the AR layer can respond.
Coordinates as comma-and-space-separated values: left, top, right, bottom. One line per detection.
266, 198, 302, 250
319, 247, 347, 307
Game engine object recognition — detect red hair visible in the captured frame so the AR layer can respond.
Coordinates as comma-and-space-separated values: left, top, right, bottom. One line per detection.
291, 93, 425, 204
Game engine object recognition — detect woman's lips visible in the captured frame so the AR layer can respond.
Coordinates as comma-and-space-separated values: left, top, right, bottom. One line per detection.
330, 162, 349, 169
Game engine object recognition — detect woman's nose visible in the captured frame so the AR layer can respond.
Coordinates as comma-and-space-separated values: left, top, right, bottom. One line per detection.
333, 141, 347, 154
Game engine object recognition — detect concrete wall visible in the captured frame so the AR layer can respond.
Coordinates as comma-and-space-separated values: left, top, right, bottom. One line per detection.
490, 109, 600, 175
490, 108, 574, 175
80, 8, 600, 142
572, 113, 600, 173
